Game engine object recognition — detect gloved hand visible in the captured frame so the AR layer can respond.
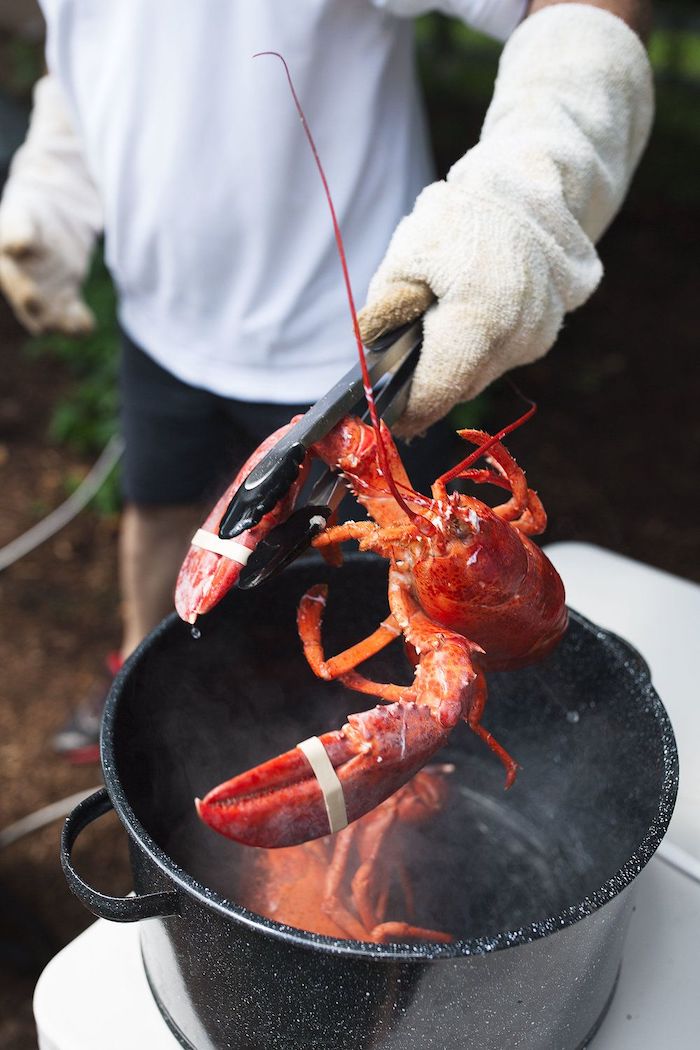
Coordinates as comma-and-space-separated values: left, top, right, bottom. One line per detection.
358, 4, 654, 437
0, 75, 102, 336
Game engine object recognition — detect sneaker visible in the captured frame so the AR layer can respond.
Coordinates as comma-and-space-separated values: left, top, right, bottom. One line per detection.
52, 651, 123, 764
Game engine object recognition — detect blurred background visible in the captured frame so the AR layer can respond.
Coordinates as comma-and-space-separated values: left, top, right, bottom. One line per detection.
0, 3, 698, 1046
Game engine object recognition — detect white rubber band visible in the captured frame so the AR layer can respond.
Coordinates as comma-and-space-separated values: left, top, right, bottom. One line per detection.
190, 529, 253, 565
297, 736, 348, 835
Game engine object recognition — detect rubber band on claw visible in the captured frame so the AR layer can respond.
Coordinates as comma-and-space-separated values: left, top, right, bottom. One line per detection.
297, 736, 349, 834
190, 529, 253, 565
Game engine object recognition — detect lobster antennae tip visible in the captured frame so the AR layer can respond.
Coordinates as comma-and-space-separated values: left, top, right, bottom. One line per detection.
439, 401, 537, 489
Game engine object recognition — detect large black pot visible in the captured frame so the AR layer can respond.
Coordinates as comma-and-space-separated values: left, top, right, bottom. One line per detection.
62, 553, 678, 1050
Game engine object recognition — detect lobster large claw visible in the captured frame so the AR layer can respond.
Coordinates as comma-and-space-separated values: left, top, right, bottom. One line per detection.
175, 420, 306, 623
195, 701, 453, 848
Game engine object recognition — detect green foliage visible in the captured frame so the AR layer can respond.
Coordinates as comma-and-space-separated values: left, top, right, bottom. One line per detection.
448, 395, 489, 432
650, 27, 700, 81
415, 12, 700, 206
645, 19, 700, 204
416, 17, 500, 103
23, 247, 122, 513
0, 35, 44, 98
416, 19, 500, 175
25, 249, 119, 453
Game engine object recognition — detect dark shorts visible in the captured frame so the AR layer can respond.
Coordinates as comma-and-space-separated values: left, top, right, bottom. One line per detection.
119, 329, 459, 507
119, 332, 312, 505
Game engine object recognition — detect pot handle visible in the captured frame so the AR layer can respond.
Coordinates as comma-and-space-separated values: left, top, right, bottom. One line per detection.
61, 788, 179, 922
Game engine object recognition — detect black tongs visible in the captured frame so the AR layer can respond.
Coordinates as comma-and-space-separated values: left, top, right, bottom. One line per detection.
220, 320, 423, 589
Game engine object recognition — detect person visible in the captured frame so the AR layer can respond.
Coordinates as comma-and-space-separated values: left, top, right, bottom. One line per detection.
0, 0, 653, 761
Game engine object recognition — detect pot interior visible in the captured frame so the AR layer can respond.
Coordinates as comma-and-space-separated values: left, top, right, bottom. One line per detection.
109, 553, 674, 945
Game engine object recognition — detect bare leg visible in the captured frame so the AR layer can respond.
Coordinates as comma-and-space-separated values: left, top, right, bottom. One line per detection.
119, 503, 203, 658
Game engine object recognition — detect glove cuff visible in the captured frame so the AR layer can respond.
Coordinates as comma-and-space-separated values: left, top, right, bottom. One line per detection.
450, 4, 654, 244
1, 75, 102, 261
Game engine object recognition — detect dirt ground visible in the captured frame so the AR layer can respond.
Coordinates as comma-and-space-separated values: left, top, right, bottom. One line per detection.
1, 128, 699, 1047
0, 305, 129, 1048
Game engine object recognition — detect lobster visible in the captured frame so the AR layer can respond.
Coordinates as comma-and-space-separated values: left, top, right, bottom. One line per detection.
237, 767, 454, 944
177, 409, 567, 849
174, 53, 568, 851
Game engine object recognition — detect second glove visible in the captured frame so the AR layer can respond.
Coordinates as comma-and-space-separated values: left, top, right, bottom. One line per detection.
0, 75, 102, 336
358, 4, 654, 437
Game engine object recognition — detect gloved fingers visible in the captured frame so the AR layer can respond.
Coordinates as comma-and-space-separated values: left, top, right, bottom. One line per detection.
357, 280, 434, 346
44, 293, 96, 336
0, 254, 45, 333
0, 208, 40, 259
0, 252, 95, 335
392, 301, 510, 440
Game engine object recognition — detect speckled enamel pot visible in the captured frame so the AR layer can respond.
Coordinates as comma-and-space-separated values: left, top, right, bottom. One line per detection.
62, 554, 678, 1050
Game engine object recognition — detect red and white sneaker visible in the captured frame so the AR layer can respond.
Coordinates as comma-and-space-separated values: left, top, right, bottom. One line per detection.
52, 652, 123, 764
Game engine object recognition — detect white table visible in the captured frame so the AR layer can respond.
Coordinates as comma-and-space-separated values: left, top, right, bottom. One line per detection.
35, 543, 700, 1049
548, 542, 700, 862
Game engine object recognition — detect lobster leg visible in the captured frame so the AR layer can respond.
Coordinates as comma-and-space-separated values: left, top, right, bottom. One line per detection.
350, 781, 452, 943
297, 584, 414, 700
322, 788, 453, 944
433, 430, 546, 537
297, 584, 401, 680
320, 823, 372, 940
313, 521, 414, 554
389, 564, 520, 785
333, 673, 410, 702
349, 805, 396, 931
352, 775, 454, 943
464, 672, 520, 789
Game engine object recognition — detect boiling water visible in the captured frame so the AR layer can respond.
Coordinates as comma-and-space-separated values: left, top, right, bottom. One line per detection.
116, 559, 665, 945
160, 741, 606, 943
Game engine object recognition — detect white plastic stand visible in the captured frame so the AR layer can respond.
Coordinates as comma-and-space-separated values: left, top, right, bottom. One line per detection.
34, 543, 700, 1049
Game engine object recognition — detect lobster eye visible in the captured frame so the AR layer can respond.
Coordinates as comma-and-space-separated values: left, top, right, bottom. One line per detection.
452, 518, 469, 538
412, 513, 439, 538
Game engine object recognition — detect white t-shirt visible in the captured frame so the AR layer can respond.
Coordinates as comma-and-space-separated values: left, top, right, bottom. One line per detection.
40, 0, 525, 403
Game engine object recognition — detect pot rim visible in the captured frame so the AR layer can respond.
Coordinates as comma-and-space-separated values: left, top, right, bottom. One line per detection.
101, 601, 679, 963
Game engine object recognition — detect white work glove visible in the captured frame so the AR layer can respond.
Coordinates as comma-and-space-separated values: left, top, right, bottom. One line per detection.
358, 4, 654, 437
0, 75, 102, 336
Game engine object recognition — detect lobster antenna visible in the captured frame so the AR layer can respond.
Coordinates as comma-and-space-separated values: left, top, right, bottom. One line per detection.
254, 51, 415, 520
437, 401, 537, 488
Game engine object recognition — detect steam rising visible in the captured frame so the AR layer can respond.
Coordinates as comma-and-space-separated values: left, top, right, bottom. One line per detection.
114, 558, 666, 944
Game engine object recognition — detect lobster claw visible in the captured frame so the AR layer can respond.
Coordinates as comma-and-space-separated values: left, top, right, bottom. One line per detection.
175, 420, 307, 623
196, 701, 453, 848
175, 518, 249, 624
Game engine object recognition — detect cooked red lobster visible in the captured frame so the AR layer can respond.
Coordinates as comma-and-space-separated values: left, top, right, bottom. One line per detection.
175, 405, 567, 848
238, 767, 454, 943
174, 52, 567, 850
